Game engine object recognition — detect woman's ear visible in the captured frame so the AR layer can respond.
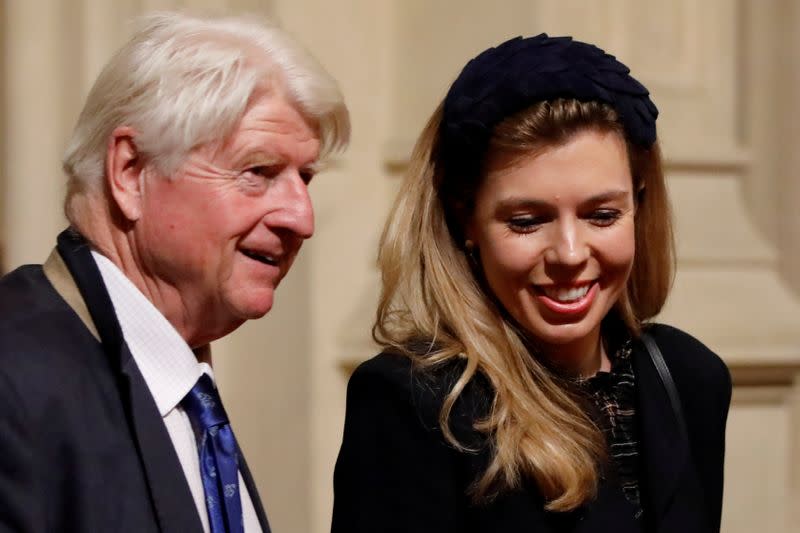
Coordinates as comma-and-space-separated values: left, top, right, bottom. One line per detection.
463, 216, 482, 264
462, 210, 477, 247
106, 126, 144, 222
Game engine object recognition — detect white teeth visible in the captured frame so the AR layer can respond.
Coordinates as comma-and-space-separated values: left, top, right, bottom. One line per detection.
243, 249, 277, 265
542, 284, 590, 303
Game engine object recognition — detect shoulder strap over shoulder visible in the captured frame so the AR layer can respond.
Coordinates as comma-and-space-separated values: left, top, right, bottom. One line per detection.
640, 332, 689, 446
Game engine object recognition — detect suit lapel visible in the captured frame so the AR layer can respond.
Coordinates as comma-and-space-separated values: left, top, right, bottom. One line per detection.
238, 447, 272, 533
119, 351, 205, 532
54, 230, 203, 533
633, 337, 706, 532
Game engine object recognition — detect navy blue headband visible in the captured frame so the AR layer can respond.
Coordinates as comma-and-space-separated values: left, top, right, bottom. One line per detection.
440, 34, 658, 181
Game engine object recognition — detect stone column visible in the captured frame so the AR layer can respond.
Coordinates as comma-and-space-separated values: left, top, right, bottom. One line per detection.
778, 0, 800, 296
0, 1, 6, 271
2, 0, 84, 267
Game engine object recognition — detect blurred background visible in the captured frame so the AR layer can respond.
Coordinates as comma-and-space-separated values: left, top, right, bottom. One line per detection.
2, 1, 799, 532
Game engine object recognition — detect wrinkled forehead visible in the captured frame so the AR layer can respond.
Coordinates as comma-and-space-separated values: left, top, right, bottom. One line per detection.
197, 89, 321, 166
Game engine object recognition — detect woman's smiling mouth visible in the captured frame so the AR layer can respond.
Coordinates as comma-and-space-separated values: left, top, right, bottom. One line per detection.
534, 281, 598, 315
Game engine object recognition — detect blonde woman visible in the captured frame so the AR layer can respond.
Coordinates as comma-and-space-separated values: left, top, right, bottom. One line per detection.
332, 35, 730, 533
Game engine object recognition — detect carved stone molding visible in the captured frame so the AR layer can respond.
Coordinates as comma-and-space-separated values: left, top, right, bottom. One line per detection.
730, 363, 800, 388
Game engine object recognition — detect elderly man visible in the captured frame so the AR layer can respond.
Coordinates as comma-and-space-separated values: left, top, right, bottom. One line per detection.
0, 13, 349, 533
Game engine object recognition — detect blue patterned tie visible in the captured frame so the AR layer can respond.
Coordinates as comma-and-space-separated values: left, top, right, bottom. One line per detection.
182, 374, 245, 533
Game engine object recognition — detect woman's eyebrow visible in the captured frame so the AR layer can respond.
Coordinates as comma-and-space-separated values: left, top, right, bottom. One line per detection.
581, 189, 631, 205
495, 189, 630, 212
494, 197, 552, 212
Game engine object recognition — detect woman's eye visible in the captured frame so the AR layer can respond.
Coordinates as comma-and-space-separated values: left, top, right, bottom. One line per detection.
507, 216, 546, 233
588, 209, 622, 226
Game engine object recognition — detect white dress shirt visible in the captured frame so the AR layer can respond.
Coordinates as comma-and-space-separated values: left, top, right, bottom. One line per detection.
92, 252, 262, 533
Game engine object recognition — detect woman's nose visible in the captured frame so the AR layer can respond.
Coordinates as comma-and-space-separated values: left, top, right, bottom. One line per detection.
543, 219, 589, 267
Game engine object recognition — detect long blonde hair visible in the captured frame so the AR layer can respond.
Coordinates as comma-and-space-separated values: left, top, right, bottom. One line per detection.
373, 99, 674, 511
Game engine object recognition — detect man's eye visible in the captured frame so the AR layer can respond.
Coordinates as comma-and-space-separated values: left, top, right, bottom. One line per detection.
299, 170, 315, 185
236, 166, 275, 194
246, 165, 277, 178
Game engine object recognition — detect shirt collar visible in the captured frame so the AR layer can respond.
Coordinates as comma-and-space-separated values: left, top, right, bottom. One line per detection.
92, 251, 212, 416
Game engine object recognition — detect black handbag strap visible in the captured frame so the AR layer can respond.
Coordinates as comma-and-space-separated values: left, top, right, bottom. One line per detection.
640, 332, 689, 446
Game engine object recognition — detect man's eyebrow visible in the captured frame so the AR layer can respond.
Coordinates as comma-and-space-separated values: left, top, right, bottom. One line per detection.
235, 148, 320, 171
304, 161, 323, 173
236, 146, 282, 161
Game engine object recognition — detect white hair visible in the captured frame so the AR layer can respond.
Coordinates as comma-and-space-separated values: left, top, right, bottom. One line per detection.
63, 11, 350, 225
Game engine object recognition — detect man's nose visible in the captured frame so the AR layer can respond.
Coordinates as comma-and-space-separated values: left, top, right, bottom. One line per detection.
268, 171, 315, 240
543, 218, 589, 267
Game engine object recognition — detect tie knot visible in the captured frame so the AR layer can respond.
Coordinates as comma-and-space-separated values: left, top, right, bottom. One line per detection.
182, 374, 229, 431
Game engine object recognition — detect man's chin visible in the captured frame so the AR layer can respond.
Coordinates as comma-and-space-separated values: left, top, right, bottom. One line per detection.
238, 300, 274, 320
242, 294, 275, 320
225, 286, 276, 320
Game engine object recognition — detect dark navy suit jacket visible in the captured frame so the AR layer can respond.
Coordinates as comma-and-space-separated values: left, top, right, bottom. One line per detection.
332, 324, 731, 533
0, 230, 270, 532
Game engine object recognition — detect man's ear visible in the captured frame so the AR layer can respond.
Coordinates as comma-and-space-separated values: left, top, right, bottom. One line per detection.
106, 126, 144, 222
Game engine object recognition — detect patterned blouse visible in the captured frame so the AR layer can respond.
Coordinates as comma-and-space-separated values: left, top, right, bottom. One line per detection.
577, 339, 643, 519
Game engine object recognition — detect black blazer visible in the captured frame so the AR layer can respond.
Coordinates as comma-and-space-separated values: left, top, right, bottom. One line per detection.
0, 230, 270, 533
332, 325, 731, 533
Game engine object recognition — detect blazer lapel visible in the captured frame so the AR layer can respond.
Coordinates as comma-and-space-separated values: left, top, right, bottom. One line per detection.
633, 338, 707, 533
54, 229, 203, 533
